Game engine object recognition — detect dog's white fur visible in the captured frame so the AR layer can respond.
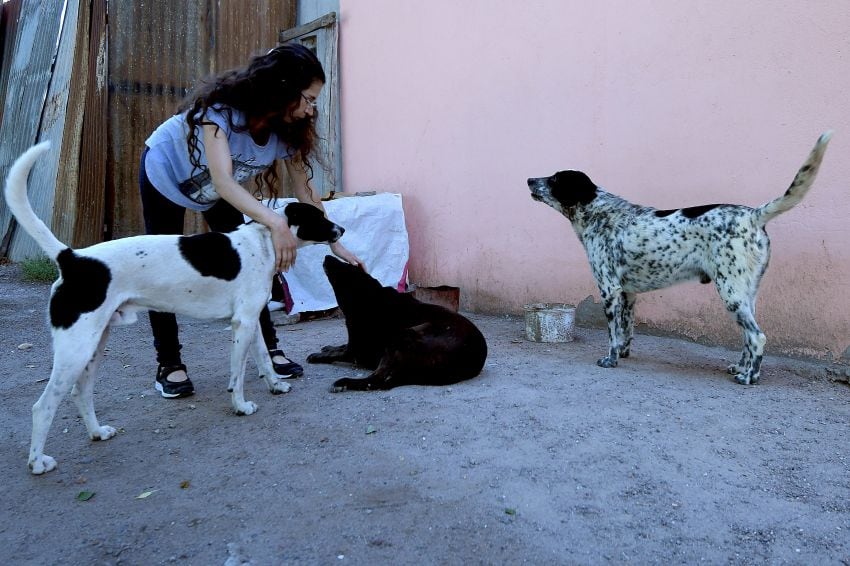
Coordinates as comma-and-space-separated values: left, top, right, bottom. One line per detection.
529, 132, 832, 385
5, 142, 344, 474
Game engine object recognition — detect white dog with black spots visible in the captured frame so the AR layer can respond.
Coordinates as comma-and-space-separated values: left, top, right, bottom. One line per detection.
528, 132, 832, 385
5, 142, 345, 474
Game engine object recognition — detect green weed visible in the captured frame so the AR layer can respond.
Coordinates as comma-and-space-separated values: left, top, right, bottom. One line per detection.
20, 255, 58, 283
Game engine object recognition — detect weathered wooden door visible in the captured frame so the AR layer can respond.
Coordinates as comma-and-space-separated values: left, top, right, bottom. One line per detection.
279, 12, 341, 197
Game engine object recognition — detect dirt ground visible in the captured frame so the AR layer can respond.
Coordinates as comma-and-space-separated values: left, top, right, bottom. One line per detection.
1, 262, 849, 566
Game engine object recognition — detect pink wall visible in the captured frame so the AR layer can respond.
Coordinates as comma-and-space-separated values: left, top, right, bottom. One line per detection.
337, 1, 850, 361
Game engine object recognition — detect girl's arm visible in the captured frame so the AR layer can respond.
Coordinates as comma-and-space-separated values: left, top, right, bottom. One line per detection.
204, 124, 297, 272
285, 158, 365, 269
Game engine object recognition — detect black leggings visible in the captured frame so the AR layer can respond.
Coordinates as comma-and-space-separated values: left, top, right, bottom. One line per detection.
138, 148, 278, 366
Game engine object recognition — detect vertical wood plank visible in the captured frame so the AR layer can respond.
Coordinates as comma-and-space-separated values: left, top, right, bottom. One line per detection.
52, 0, 93, 247
278, 13, 341, 196
325, 15, 341, 193
72, 0, 108, 248
0, 0, 23, 129
11, 0, 83, 260
0, 0, 75, 261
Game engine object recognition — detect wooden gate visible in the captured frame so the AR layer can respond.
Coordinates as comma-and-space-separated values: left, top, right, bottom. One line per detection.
0, 0, 298, 259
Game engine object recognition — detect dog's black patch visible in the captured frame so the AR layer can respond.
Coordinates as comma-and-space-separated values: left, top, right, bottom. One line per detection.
50, 249, 111, 329
681, 204, 723, 218
283, 202, 344, 243
178, 232, 241, 280
307, 256, 487, 391
550, 170, 598, 207
654, 204, 724, 219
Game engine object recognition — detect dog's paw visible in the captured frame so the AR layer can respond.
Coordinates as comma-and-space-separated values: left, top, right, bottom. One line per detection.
330, 377, 354, 393
233, 401, 258, 415
90, 425, 117, 441
308, 345, 349, 364
733, 372, 759, 386
268, 380, 292, 395
29, 454, 57, 475
597, 356, 618, 368
726, 363, 743, 375
618, 349, 630, 359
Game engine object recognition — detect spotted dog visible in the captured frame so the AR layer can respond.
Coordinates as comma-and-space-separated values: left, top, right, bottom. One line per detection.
528, 132, 832, 385
5, 142, 345, 474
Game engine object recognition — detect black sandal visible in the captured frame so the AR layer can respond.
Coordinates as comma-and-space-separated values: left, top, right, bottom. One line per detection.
155, 363, 195, 398
268, 349, 304, 378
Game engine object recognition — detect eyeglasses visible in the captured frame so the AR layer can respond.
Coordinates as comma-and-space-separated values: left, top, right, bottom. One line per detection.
301, 93, 318, 109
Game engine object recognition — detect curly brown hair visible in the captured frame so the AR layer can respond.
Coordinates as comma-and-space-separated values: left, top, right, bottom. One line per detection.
177, 43, 326, 200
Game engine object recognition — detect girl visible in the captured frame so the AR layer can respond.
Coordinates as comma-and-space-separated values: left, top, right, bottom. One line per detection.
140, 43, 361, 398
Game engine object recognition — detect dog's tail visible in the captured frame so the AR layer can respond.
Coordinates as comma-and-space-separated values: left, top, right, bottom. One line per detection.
3, 142, 67, 260
754, 131, 833, 226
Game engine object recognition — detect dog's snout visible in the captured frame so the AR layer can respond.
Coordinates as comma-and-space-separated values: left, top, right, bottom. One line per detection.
333, 226, 344, 242
528, 178, 545, 200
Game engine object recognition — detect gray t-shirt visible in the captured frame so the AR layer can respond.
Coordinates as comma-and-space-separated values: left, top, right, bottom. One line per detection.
144, 106, 292, 211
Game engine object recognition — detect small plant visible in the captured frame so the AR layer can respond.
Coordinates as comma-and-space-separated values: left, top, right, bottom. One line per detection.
20, 255, 58, 283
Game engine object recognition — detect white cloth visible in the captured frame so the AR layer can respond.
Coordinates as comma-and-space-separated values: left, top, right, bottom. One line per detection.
258, 193, 410, 315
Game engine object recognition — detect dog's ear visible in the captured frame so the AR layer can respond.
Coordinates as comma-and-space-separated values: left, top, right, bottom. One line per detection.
551, 170, 598, 207
282, 202, 313, 226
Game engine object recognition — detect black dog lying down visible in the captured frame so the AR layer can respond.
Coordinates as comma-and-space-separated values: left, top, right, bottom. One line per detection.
307, 256, 488, 391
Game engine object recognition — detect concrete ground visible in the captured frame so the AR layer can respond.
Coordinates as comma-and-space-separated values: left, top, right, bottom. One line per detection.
1, 263, 849, 565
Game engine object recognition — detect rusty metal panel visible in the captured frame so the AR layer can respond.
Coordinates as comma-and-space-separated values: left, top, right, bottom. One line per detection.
216, 0, 297, 69
216, 0, 298, 199
107, 0, 211, 238
107, 0, 297, 239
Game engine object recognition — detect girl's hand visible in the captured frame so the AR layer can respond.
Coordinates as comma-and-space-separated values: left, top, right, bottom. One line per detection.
204, 124, 298, 271
271, 216, 298, 272
283, 158, 364, 271
330, 241, 366, 271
